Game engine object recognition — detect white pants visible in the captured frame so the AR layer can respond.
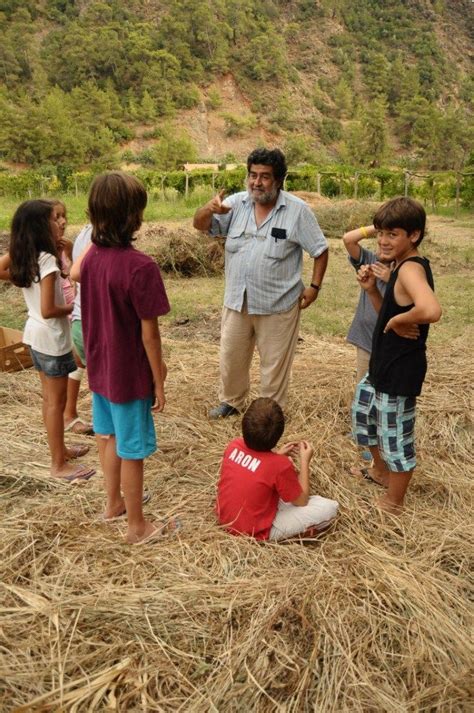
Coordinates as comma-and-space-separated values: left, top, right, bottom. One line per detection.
269, 496, 339, 541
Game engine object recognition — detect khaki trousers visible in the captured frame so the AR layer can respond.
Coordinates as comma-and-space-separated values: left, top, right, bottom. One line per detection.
219, 301, 301, 410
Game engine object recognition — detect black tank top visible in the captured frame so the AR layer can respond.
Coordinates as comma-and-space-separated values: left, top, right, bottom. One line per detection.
369, 256, 434, 397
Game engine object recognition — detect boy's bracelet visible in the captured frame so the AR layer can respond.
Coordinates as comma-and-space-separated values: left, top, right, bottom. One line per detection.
360, 226, 369, 238
310, 283, 320, 291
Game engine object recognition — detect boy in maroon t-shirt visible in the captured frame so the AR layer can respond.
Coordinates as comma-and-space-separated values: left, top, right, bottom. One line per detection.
216, 398, 338, 541
71, 171, 177, 545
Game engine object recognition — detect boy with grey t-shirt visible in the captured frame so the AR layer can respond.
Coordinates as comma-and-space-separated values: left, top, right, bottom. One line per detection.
343, 225, 391, 381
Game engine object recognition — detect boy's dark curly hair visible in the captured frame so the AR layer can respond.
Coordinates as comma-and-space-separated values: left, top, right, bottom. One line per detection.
373, 197, 426, 247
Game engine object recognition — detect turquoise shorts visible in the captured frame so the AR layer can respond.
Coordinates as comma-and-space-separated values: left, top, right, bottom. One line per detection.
92, 392, 157, 460
352, 375, 416, 472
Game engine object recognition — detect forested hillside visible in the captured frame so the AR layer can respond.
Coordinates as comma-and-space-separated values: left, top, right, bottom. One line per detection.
0, 0, 472, 171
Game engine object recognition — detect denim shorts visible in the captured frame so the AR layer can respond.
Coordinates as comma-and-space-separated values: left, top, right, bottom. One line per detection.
92, 392, 157, 460
352, 375, 416, 472
29, 347, 77, 378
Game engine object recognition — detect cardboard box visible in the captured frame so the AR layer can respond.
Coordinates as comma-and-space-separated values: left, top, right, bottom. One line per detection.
0, 326, 33, 372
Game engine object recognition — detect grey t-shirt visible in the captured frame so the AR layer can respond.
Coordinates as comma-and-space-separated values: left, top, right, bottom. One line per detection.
347, 247, 388, 353
71, 224, 92, 323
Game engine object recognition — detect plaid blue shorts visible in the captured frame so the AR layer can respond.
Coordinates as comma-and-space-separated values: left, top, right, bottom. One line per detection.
352, 375, 416, 472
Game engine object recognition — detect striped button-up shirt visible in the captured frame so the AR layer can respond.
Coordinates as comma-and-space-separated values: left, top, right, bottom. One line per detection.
210, 190, 328, 314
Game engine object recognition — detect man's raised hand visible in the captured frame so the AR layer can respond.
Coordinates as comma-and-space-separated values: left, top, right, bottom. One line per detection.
208, 189, 231, 215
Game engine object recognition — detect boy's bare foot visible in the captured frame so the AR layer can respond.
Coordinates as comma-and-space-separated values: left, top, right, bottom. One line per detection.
376, 494, 403, 516
51, 462, 96, 482
127, 517, 181, 545
102, 492, 151, 522
103, 497, 126, 522
350, 466, 389, 487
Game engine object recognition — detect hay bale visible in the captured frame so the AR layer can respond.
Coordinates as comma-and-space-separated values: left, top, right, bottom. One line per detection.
142, 225, 225, 277
314, 199, 380, 239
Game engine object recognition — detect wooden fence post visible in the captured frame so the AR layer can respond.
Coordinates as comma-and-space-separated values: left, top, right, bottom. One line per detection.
455, 173, 461, 217
316, 173, 321, 194
353, 172, 359, 200
404, 171, 410, 196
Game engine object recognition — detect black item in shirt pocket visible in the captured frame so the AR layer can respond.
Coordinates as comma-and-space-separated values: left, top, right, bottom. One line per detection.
271, 228, 287, 241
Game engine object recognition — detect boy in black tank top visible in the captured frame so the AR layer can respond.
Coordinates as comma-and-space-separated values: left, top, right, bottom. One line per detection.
350, 197, 442, 515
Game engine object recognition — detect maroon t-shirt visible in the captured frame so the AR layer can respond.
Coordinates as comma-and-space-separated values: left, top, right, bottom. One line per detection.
81, 244, 170, 403
216, 437, 302, 540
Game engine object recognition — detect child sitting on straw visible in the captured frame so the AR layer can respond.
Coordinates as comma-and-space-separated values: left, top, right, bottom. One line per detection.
351, 197, 442, 514
71, 171, 178, 545
216, 397, 339, 541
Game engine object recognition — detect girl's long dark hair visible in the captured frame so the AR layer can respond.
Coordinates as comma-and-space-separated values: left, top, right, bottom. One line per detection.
9, 200, 60, 288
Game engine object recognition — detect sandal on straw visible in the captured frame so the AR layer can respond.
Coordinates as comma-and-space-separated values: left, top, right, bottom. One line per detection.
60, 465, 96, 483
350, 467, 384, 487
66, 444, 90, 459
65, 417, 94, 436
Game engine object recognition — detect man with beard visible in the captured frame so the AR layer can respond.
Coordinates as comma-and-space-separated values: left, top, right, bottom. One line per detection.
193, 148, 328, 418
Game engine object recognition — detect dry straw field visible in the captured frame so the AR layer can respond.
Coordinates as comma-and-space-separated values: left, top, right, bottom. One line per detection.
0, 207, 472, 711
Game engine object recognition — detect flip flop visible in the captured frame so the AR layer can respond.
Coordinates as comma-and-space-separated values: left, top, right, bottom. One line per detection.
102, 491, 152, 522
64, 417, 94, 436
132, 516, 182, 546
350, 467, 384, 487
60, 465, 96, 483
66, 444, 90, 459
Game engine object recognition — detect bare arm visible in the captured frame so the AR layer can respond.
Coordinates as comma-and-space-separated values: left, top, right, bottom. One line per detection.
193, 189, 231, 232
70, 242, 93, 282
40, 273, 73, 318
291, 440, 313, 507
141, 317, 166, 412
299, 249, 329, 309
342, 225, 376, 260
385, 262, 442, 336
0, 253, 11, 281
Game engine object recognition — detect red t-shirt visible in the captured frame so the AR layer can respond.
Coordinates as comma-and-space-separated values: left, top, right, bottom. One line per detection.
216, 437, 302, 540
81, 244, 170, 403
